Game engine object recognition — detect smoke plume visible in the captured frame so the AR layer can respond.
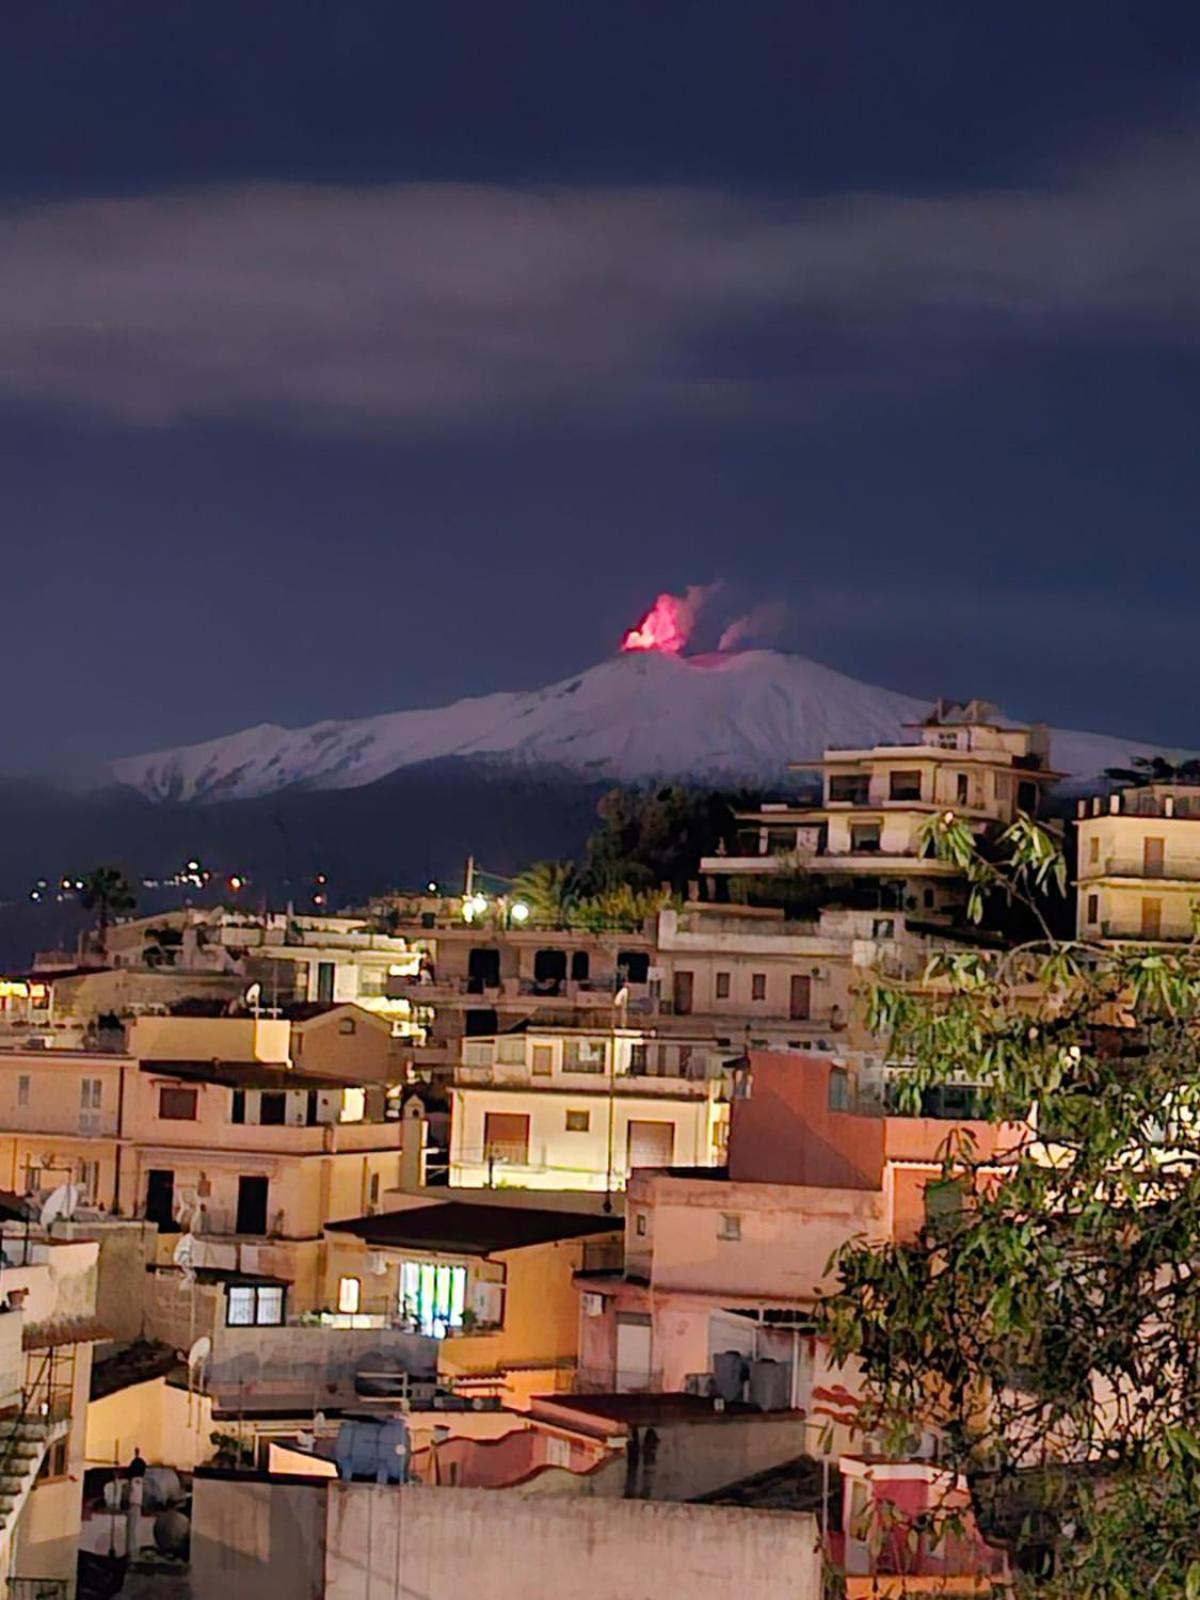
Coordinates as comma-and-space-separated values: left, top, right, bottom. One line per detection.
717, 599, 790, 652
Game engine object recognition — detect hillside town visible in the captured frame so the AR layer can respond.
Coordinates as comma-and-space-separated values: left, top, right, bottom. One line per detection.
0, 698, 1189, 1597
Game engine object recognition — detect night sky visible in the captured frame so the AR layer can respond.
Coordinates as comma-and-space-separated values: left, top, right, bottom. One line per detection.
4, 2, 1200, 771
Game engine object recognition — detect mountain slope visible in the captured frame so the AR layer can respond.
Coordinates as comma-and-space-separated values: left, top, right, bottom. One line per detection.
90, 649, 1190, 804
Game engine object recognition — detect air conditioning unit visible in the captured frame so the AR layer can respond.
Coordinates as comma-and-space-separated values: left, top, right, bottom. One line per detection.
581, 1293, 605, 1318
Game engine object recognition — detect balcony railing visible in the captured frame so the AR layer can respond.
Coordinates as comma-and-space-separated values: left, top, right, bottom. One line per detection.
1089, 857, 1200, 882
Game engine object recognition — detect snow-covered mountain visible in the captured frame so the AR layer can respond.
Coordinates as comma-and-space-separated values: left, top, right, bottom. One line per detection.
91, 650, 1186, 804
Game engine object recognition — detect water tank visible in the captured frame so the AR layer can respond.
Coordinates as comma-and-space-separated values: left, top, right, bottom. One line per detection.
334, 1417, 411, 1483
748, 1358, 790, 1412
712, 1350, 747, 1404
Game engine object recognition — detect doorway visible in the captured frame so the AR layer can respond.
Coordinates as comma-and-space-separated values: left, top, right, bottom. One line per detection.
672, 970, 694, 1016
236, 1175, 269, 1235
789, 974, 812, 1020
145, 1169, 176, 1230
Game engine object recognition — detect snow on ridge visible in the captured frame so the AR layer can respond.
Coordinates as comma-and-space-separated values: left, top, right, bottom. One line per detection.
96, 650, 1192, 804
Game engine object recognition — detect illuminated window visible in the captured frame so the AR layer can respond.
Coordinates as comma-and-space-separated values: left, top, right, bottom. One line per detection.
338, 1276, 361, 1314
398, 1260, 467, 1337
226, 1283, 286, 1326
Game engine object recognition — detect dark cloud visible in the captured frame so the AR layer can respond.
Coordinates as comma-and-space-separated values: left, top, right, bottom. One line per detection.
2, 133, 1198, 432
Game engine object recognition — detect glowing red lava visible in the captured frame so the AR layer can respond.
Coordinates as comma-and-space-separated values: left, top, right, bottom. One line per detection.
621, 593, 691, 654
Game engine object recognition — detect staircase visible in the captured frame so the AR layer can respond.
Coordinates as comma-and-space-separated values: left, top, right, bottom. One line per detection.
0, 1415, 63, 1537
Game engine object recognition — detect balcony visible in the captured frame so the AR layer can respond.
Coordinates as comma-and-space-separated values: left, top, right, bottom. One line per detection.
1084, 857, 1200, 883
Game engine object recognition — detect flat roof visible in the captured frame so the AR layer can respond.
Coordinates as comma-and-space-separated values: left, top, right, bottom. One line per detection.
138, 1059, 360, 1092
328, 1200, 623, 1256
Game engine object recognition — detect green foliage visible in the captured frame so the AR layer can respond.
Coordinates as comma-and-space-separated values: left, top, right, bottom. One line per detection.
511, 860, 582, 928
819, 815, 1200, 1595
583, 785, 749, 894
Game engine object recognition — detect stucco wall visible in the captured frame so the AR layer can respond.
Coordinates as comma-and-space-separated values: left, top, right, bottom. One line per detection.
191, 1476, 821, 1600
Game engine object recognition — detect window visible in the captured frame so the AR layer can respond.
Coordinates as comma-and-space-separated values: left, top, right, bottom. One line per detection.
828, 1067, 850, 1111
955, 773, 969, 805
715, 971, 731, 1000
78, 1159, 100, 1200
80, 1078, 102, 1109
1088, 836, 1100, 864
751, 973, 767, 1001
17, 1076, 29, 1109
828, 774, 869, 804
565, 1110, 590, 1133
531, 1044, 553, 1077
259, 1091, 287, 1126
369, 1173, 381, 1208
226, 1283, 286, 1326
871, 919, 895, 940
231, 1089, 246, 1124
888, 770, 922, 801
37, 1439, 68, 1481
850, 822, 881, 853
1086, 893, 1099, 925
924, 1178, 965, 1236
399, 1260, 467, 1336
634, 1211, 648, 1237
718, 1213, 742, 1241
338, 1018, 357, 1035
923, 889, 935, 909
562, 1038, 606, 1073
338, 1276, 362, 1314
936, 731, 959, 750
629, 1042, 648, 1074
158, 1086, 198, 1121
617, 951, 650, 984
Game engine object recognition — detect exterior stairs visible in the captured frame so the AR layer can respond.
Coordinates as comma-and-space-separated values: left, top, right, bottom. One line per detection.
0, 1415, 65, 1535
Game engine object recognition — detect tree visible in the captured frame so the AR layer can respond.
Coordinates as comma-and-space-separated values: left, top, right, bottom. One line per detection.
583, 785, 750, 895
819, 812, 1200, 1596
79, 866, 137, 957
510, 861, 581, 928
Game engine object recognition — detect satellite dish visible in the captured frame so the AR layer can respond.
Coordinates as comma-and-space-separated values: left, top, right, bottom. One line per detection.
186, 1335, 211, 1373
244, 983, 262, 1012
172, 1233, 195, 1267
39, 1184, 80, 1230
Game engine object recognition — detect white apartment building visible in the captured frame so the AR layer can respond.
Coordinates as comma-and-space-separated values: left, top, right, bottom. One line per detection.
701, 699, 1060, 920
1076, 784, 1200, 943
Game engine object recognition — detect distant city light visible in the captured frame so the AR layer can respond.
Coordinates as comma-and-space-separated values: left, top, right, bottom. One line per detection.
228, 875, 245, 892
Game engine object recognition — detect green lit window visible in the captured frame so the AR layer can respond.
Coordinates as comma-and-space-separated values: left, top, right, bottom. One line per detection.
399, 1260, 467, 1337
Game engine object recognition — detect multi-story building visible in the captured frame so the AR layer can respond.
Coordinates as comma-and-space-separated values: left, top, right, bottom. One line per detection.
449, 1023, 730, 1192
1076, 783, 1200, 943
0, 1014, 416, 1321
0, 1218, 103, 1598
575, 1051, 1023, 1433
700, 699, 1061, 921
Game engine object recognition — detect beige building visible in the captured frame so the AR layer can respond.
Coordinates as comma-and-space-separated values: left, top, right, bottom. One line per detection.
449, 1024, 729, 1193
701, 699, 1060, 921
0, 1224, 102, 1597
1076, 784, 1200, 942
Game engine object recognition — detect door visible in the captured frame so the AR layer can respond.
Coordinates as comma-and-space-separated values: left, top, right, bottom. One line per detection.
1144, 837, 1165, 877
236, 1175, 269, 1235
672, 970, 694, 1016
467, 948, 501, 993
1140, 898, 1163, 940
789, 974, 812, 1020
627, 1120, 675, 1173
316, 961, 336, 1005
145, 1169, 175, 1230
615, 1313, 653, 1392
483, 1112, 530, 1166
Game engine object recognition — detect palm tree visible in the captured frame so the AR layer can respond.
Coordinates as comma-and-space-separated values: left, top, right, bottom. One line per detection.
79, 866, 137, 957
511, 861, 580, 928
